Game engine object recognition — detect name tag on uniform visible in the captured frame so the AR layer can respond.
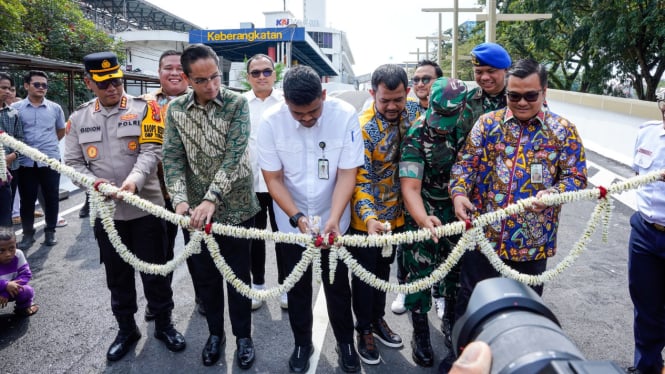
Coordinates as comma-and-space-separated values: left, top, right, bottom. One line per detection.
318, 159, 329, 180
531, 163, 543, 184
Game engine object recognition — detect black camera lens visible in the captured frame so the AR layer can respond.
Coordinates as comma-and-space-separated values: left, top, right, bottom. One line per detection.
452, 278, 584, 374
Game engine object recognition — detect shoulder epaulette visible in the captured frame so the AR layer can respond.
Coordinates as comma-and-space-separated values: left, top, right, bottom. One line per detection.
74, 100, 95, 112
138, 93, 156, 101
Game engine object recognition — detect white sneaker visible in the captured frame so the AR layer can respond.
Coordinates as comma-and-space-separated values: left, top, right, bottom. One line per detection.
280, 292, 288, 310
434, 297, 445, 320
251, 283, 264, 311
391, 293, 406, 315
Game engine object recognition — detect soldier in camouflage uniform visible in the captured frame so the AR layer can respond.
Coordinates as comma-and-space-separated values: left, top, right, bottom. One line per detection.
398, 77, 468, 368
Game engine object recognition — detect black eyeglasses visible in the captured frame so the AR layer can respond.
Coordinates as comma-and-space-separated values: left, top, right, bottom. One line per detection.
412, 76, 432, 85
94, 78, 123, 90
506, 90, 542, 102
31, 82, 48, 89
250, 69, 274, 78
191, 73, 221, 85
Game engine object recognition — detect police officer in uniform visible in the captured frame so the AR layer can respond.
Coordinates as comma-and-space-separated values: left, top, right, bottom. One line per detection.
627, 88, 665, 374
64, 52, 186, 361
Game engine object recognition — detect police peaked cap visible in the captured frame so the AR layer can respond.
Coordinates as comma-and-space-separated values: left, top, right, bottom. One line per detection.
83, 52, 124, 82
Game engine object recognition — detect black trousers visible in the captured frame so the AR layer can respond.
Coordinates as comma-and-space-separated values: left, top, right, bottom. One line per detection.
281, 241, 354, 346
347, 228, 396, 331
251, 192, 287, 285
18, 164, 60, 233
0, 180, 11, 226
185, 217, 254, 338
94, 215, 174, 317
455, 249, 547, 320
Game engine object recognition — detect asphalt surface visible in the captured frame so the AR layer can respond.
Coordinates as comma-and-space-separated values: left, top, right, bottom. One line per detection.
0, 147, 640, 374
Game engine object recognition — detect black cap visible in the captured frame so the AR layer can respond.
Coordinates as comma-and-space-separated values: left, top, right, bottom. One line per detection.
83, 52, 124, 82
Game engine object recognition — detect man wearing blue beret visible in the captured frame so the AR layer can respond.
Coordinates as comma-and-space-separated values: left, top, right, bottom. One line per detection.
434, 42, 513, 371
460, 42, 512, 134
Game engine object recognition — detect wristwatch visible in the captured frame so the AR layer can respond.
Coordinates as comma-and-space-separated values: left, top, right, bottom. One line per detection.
289, 212, 305, 228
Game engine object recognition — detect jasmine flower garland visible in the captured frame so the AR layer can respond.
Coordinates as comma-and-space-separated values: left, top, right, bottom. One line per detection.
3, 133, 665, 301
0, 143, 6, 183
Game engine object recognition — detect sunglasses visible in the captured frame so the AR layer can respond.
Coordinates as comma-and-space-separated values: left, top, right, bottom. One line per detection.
250, 69, 274, 78
31, 82, 48, 89
412, 77, 432, 85
506, 90, 542, 102
94, 78, 123, 90
191, 73, 221, 85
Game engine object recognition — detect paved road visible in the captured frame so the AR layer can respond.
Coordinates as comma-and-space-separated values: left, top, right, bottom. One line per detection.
0, 147, 640, 373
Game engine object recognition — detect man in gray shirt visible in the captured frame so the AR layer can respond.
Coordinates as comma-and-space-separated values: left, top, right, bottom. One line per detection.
13, 70, 65, 248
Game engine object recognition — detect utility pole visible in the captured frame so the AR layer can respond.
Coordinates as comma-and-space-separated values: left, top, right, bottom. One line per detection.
409, 49, 421, 63
422, 2, 482, 78
423, 1, 551, 77
477, 0, 552, 43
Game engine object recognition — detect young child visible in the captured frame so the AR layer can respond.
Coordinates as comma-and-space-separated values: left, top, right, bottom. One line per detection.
0, 227, 38, 316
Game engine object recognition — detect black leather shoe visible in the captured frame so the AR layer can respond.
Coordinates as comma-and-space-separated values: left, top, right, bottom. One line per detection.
236, 337, 255, 370
144, 306, 156, 322
336, 343, 361, 373
154, 326, 186, 352
372, 317, 403, 348
18, 233, 35, 249
288, 344, 313, 373
202, 334, 225, 366
43, 231, 57, 246
79, 198, 89, 218
107, 328, 141, 361
411, 312, 433, 367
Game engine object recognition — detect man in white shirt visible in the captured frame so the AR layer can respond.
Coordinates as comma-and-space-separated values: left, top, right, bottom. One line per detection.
242, 54, 287, 311
258, 65, 363, 373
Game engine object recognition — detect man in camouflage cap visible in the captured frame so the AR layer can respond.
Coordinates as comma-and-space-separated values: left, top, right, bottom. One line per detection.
398, 77, 467, 368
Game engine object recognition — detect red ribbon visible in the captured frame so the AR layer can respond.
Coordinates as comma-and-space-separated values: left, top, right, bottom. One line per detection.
598, 186, 607, 199
93, 180, 104, 192
465, 219, 473, 231
314, 235, 324, 247
204, 222, 213, 235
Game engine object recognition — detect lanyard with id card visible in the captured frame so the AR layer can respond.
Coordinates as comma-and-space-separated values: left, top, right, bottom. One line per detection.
318, 141, 329, 180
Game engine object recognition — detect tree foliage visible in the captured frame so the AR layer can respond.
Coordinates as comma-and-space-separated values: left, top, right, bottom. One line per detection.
430, 0, 665, 100
0, 0, 124, 112
1, 0, 123, 60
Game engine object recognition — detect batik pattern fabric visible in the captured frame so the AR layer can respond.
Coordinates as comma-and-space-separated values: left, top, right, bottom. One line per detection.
450, 107, 587, 262
163, 88, 259, 225
350, 99, 421, 231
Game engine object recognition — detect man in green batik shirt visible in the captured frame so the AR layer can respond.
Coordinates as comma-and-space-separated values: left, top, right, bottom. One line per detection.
398, 77, 468, 368
162, 44, 259, 370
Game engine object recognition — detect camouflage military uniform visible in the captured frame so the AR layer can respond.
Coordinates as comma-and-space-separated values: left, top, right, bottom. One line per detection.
399, 112, 466, 313
461, 86, 507, 134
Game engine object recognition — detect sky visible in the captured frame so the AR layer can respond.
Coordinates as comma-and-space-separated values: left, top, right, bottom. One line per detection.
147, 0, 482, 76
